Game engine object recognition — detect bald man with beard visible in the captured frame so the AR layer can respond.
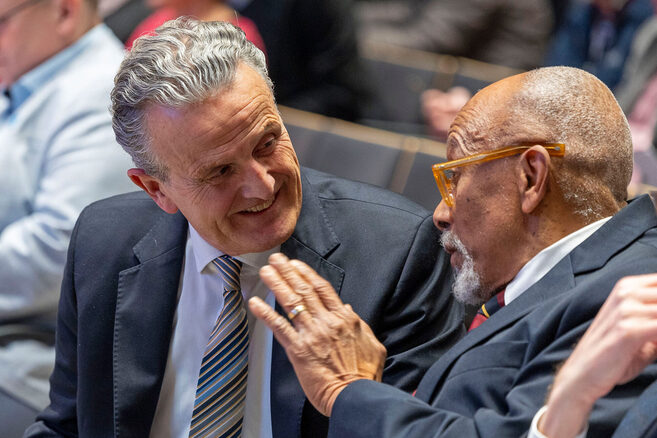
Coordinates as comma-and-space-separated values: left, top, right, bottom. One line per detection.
251, 66, 657, 437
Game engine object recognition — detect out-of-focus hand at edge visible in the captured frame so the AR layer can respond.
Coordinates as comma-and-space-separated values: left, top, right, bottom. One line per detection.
248, 253, 387, 416
538, 273, 657, 437
422, 86, 471, 140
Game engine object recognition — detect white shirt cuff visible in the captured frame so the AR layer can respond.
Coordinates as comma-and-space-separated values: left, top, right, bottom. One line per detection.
529, 405, 588, 438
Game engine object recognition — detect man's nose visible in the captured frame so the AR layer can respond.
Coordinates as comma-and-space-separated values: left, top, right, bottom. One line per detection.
242, 160, 276, 199
433, 199, 453, 232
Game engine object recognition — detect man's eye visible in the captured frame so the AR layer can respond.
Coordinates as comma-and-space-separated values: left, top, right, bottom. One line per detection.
205, 166, 230, 182
211, 166, 232, 179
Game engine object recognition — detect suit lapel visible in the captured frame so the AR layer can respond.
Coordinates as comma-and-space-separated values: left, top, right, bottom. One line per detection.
612, 380, 657, 437
569, 196, 657, 274
417, 195, 657, 403
282, 170, 344, 292
271, 171, 344, 438
113, 212, 188, 438
415, 255, 576, 401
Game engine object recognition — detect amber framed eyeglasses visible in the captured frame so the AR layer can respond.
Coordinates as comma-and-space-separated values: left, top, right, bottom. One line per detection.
432, 142, 566, 207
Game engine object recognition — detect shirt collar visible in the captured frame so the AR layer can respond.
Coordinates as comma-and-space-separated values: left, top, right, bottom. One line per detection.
188, 224, 280, 273
3, 24, 110, 113
504, 216, 612, 304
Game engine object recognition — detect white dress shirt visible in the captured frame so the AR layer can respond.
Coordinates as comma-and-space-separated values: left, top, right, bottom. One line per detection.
149, 225, 276, 438
516, 217, 611, 438
505, 216, 611, 305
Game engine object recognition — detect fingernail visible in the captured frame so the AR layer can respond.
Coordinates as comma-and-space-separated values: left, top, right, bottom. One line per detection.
260, 265, 275, 276
269, 253, 288, 264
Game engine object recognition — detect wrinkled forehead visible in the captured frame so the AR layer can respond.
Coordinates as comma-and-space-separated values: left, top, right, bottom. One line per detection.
446, 76, 536, 160
446, 98, 509, 159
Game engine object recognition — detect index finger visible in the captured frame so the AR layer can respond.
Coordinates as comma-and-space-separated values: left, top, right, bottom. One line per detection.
259, 265, 313, 326
289, 259, 346, 312
248, 296, 299, 349
267, 253, 327, 315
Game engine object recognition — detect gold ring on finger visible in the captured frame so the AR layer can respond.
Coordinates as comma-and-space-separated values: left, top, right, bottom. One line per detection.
287, 304, 307, 321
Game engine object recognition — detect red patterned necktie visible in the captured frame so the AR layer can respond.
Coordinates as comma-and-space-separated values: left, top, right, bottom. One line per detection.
468, 290, 505, 332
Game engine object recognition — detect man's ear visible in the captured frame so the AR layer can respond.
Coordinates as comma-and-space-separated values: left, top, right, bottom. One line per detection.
127, 168, 179, 214
518, 146, 550, 214
53, 0, 83, 35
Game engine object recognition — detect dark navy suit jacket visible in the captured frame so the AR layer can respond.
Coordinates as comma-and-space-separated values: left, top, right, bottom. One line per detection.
329, 195, 657, 438
24, 168, 465, 438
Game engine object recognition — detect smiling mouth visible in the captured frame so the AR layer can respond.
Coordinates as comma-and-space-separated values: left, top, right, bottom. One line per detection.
242, 198, 274, 213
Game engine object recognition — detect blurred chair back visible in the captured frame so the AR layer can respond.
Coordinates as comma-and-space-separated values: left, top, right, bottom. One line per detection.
280, 105, 447, 211
450, 56, 523, 94
359, 42, 457, 127
359, 42, 523, 131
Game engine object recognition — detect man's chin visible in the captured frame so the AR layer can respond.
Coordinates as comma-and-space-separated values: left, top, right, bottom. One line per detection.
450, 265, 486, 306
451, 289, 484, 306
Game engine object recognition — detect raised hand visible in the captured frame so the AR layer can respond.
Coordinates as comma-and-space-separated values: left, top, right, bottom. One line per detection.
539, 273, 657, 437
248, 253, 387, 416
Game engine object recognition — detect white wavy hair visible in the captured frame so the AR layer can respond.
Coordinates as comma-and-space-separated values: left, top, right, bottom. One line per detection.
111, 17, 272, 180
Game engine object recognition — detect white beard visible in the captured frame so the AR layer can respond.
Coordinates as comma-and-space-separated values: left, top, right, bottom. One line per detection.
440, 230, 487, 305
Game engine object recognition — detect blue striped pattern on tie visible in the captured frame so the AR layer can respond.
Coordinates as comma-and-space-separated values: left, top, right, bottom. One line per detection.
189, 255, 248, 438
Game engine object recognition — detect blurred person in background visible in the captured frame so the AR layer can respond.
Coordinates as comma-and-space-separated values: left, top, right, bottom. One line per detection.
358, 0, 553, 140
100, 0, 153, 42
356, 0, 553, 70
230, 0, 369, 121
614, 0, 657, 191
421, 86, 471, 140
546, 0, 654, 90
125, 0, 265, 51
0, 0, 133, 436
422, 0, 657, 148
98, 0, 130, 15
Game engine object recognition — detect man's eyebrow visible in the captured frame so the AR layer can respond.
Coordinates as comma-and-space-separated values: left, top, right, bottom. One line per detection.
261, 119, 282, 133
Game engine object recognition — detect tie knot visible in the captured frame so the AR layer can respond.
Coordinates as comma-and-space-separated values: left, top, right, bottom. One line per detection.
212, 255, 243, 291
468, 289, 506, 332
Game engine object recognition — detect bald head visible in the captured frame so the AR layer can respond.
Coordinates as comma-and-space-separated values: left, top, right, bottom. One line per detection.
448, 66, 633, 219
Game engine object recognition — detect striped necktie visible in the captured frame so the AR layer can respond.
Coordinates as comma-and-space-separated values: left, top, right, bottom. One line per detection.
468, 290, 505, 332
189, 255, 249, 438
